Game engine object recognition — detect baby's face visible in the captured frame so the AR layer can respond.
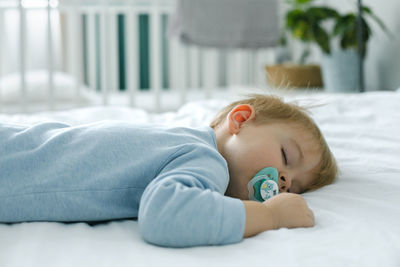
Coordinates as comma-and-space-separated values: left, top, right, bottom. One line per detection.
223, 121, 321, 200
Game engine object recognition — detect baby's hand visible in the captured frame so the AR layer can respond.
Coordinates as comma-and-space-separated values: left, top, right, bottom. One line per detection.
263, 193, 314, 229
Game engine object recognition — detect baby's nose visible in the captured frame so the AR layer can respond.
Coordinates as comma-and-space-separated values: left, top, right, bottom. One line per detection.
279, 175, 291, 192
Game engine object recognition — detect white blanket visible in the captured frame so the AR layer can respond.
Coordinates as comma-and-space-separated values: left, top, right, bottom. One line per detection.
0, 91, 399, 267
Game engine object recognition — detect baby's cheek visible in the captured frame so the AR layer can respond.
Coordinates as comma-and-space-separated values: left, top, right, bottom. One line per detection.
258, 153, 281, 170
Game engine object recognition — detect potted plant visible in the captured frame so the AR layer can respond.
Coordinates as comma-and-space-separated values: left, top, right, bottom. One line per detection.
322, 5, 389, 92
267, 0, 389, 92
266, 0, 339, 88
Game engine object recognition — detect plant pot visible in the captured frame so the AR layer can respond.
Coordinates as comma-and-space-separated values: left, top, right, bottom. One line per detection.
321, 49, 359, 92
265, 64, 323, 88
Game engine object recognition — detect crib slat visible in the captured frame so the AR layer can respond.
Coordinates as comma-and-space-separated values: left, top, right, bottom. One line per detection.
150, 4, 161, 111
198, 49, 203, 88
226, 50, 237, 86
87, 12, 97, 91
252, 49, 262, 86
109, 10, 119, 92
190, 46, 199, 89
258, 49, 275, 88
181, 44, 189, 104
125, 8, 139, 107
237, 50, 248, 85
100, 7, 109, 105
75, 8, 83, 98
184, 45, 191, 88
19, 0, 27, 111
66, 3, 83, 99
47, 0, 54, 110
248, 50, 257, 85
232, 50, 244, 86
202, 48, 218, 98
169, 38, 186, 105
0, 9, 4, 102
168, 36, 177, 90
63, 8, 72, 78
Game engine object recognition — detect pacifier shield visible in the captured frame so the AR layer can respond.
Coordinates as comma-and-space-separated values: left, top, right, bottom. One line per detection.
247, 167, 279, 202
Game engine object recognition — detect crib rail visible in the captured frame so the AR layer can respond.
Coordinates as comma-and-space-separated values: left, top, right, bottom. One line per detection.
0, 0, 274, 113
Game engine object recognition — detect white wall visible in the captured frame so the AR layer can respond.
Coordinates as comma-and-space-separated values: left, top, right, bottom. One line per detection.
321, 0, 400, 91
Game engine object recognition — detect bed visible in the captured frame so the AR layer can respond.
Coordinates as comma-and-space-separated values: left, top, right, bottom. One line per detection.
0, 89, 399, 267
1, 0, 399, 265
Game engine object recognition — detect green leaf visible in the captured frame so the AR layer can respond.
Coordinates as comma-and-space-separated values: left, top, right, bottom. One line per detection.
285, 9, 303, 29
296, 0, 313, 4
362, 6, 372, 14
361, 17, 371, 43
308, 6, 339, 20
293, 21, 312, 41
333, 15, 355, 38
312, 24, 330, 53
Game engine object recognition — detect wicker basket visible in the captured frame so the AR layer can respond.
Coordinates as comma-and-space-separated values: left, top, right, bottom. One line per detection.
266, 64, 323, 88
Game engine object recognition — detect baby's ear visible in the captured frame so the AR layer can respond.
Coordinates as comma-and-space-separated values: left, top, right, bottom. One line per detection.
227, 104, 255, 134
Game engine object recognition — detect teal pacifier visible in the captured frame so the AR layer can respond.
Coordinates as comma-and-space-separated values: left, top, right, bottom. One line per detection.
247, 167, 279, 202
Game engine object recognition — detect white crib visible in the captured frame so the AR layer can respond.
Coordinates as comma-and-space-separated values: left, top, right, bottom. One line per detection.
0, 0, 275, 113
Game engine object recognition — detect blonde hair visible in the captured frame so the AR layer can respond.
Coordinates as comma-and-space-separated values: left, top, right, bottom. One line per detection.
210, 94, 338, 192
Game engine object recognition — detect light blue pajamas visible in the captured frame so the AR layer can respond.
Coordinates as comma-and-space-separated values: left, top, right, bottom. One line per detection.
0, 121, 245, 247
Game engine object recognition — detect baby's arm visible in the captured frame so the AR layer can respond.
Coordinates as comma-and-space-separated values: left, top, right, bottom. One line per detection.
138, 145, 245, 247
243, 193, 315, 238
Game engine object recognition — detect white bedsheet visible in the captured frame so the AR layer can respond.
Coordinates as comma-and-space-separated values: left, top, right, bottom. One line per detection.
1, 91, 399, 267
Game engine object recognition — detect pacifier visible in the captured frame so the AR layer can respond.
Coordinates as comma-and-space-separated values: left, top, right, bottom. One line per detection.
247, 167, 279, 202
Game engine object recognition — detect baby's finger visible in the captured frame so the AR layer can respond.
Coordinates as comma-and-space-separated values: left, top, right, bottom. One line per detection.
306, 209, 315, 226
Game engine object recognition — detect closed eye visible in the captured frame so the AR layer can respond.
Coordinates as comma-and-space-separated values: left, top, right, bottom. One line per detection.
281, 147, 287, 165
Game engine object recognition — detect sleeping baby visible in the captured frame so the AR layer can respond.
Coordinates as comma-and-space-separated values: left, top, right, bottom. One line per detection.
0, 94, 337, 247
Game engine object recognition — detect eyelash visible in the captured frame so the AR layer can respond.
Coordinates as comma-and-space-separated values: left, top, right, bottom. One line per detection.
281, 148, 288, 165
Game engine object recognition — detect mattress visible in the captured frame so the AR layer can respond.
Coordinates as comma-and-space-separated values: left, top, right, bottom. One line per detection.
0, 90, 399, 267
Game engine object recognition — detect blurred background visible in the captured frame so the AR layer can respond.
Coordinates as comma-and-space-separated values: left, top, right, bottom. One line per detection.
0, 0, 399, 93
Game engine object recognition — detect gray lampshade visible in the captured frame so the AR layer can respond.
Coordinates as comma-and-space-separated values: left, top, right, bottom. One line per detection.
169, 0, 280, 49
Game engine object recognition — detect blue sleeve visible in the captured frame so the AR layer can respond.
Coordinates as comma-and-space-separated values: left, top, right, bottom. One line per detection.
138, 144, 246, 247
